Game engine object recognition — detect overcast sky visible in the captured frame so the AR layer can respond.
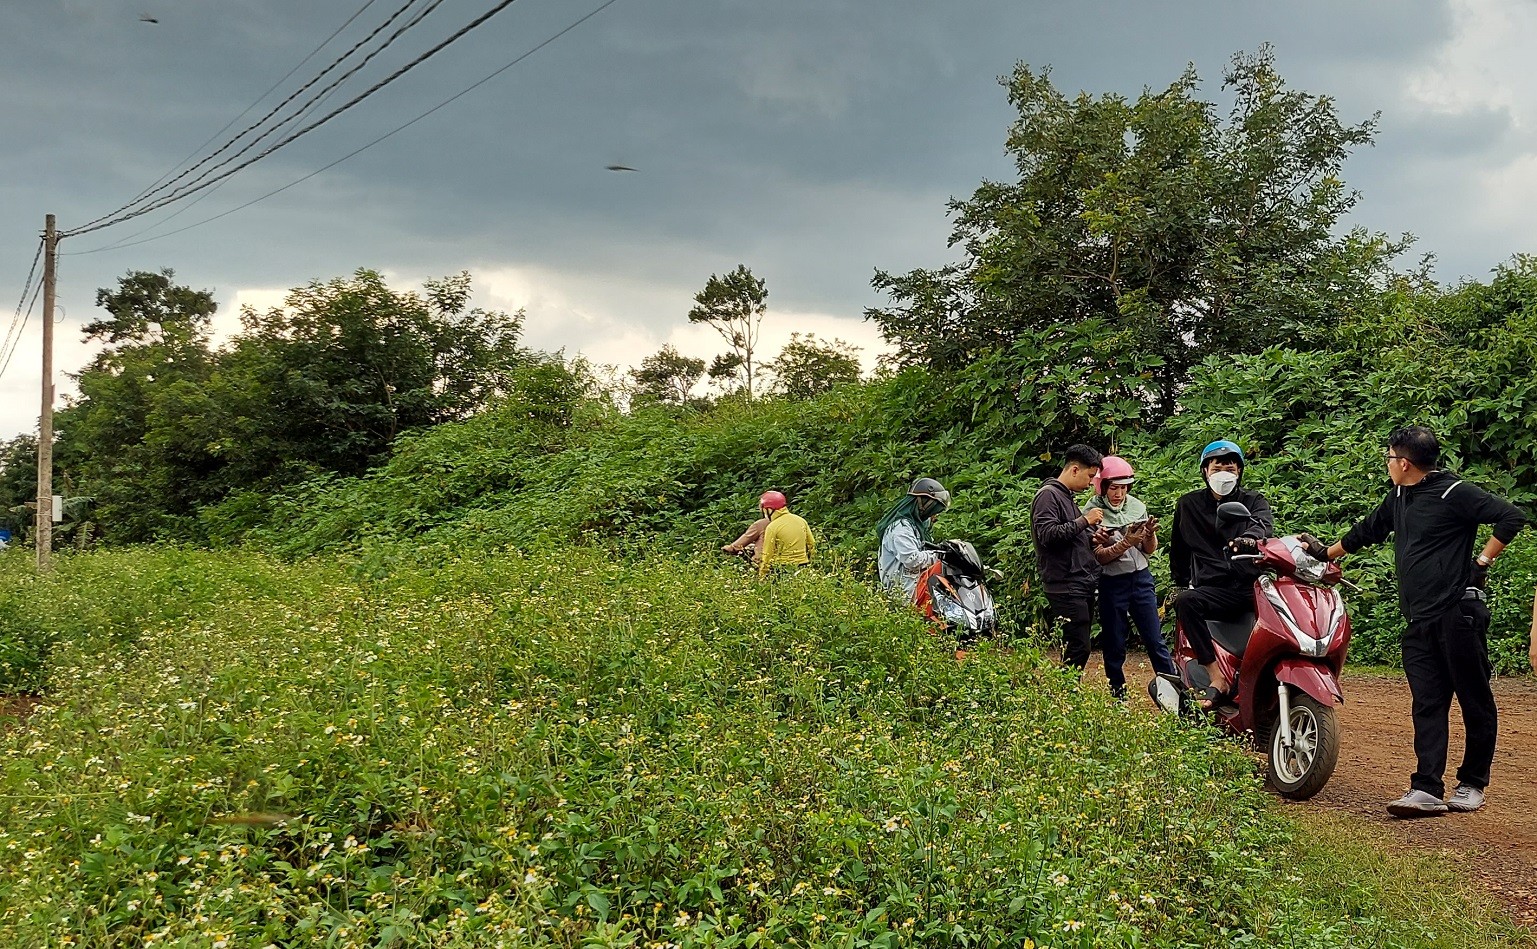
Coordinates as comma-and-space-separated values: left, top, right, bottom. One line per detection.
2, 0, 1534, 438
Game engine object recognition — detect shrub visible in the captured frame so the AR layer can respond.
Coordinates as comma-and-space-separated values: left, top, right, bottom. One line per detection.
0, 547, 1480, 946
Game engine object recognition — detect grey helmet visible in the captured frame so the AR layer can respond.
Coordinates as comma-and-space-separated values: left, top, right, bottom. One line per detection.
909, 477, 951, 519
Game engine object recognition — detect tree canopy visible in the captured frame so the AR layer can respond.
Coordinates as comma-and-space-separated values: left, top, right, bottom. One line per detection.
867, 47, 1406, 417
630, 345, 706, 407
688, 265, 768, 398
54, 268, 526, 543
768, 334, 862, 400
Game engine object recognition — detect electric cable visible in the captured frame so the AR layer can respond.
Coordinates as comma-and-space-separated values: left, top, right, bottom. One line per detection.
11, 238, 43, 318
70, 0, 521, 236
67, 0, 535, 238
67, 0, 438, 236
122, 0, 386, 209
67, 0, 624, 257
0, 239, 46, 382
0, 270, 45, 383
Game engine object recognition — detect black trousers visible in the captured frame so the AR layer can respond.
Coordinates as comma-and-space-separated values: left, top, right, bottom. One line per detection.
1174, 584, 1254, 665
1403, 598, 1497, 797
1046, 586, 1096, 671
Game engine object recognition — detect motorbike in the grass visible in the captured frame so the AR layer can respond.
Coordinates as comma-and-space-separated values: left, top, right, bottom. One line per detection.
914, 540, 1001, 647
1148, 502, 1351, 800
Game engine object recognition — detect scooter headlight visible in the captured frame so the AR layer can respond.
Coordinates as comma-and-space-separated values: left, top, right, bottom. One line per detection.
932, 589, 970, 627
1260, 577, 1330, 658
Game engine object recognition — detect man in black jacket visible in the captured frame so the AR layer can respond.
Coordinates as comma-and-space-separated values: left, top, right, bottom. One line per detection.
1169, 440, 1274, 706
1322, 426, 1525, 818
1031, 444, 1104, 672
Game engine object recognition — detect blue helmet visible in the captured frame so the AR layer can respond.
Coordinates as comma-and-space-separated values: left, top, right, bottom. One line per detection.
1200, 440, 1245, 469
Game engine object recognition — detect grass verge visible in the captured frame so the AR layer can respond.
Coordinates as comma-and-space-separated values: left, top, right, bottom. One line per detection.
1, 546, 1531, 947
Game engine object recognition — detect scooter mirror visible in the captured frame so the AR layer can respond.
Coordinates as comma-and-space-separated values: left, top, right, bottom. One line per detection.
1148, 675, 1185, 715
1217, 501, 1254, 544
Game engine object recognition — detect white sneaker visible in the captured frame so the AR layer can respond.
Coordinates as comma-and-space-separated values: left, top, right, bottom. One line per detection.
1387, 789, 1448, 818
1447, 784, 1485, 813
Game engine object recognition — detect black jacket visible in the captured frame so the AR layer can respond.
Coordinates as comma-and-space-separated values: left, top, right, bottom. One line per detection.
1031, 478, 1101, 591
1169, 485, 1274, 589
1341, 469, 1525, 623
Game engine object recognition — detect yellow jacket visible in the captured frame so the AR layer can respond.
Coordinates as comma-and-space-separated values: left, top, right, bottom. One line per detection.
759, 508, 815, 576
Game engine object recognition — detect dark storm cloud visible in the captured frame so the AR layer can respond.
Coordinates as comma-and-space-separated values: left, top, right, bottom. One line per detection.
1, 0, 1530, 434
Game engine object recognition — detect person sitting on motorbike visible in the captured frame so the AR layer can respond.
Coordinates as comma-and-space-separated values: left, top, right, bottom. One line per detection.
1084, 455, 1178, 697
877, 477, 950, 599
756, 490, 815, 578
722, 505, 772, 561
1168, 440, 1274, 707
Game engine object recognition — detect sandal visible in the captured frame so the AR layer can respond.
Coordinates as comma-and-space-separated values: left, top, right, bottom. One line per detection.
1199, 684, 1237, 710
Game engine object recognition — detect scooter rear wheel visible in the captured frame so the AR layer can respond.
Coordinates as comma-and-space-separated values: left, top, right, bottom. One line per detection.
1265, 694, 1340, 801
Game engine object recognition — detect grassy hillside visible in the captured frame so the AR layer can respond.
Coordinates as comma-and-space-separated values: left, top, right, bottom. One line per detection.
1, 546, 1530, 946
207, 351, 1537, 673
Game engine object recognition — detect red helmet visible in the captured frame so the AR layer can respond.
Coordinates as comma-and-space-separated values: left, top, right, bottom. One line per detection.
1092, 455, 1136, 495
759, 490, 788, 511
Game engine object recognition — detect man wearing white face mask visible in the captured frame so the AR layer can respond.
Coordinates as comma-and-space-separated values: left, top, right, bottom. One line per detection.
1168, 440, 1274, 706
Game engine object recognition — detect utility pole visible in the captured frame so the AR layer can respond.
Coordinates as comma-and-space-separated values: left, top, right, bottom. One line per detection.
36, 214, 57, 571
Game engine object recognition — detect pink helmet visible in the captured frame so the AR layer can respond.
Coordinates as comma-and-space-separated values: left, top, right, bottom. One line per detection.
1092, 455, 1136, 495
759, 490, 788, 511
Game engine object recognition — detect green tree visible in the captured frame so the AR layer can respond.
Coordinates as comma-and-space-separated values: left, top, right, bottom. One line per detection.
0, 434, 38, 538
82, 268, 216, 347
218, 269, 526, 481
630, 345, 706, 406
56, 268, 527, 543
688, 265, 768, 398
768, 333, 862, 400
55, 270, 220, 541
868, 47, 1407, 416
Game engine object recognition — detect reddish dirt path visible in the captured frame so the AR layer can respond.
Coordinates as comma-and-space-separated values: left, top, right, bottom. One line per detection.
1093, 655, 1537, 928
1304, 671, 1537, 927
0, 694, 39, 726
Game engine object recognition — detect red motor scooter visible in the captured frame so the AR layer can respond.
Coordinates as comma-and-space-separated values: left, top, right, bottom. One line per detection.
1148, 502, 1351, 800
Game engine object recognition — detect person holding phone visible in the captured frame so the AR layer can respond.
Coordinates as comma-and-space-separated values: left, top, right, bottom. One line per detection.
1084, 455, 1178, 698
1032, 444, 1105, 673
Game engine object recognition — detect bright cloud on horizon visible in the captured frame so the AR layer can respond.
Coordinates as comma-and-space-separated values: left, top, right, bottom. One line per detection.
22, 269, 894, 421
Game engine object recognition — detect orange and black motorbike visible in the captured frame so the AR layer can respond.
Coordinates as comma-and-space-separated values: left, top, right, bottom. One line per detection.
913, 540, 1000, 643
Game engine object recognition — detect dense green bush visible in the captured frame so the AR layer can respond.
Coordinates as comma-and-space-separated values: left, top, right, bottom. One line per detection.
220, 330, 1537, 672
1, 548, 1512, 947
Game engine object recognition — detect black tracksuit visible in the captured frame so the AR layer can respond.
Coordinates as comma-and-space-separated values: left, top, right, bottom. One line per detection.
1032, 478, 1102, 669
1169, 485, 1275, 666
1341, 469, 1525, 796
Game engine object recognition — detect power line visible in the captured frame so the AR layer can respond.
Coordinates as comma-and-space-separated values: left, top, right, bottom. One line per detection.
68, 0, 625, 257
71, 0, 517, 235
0, 239, 45, 383
11, 239, 43, 317
85, 173, 237, 253
66, 0, 440, 236
0, 266, 45, 383
121, 0, 387, 211
67, 0, 542, 239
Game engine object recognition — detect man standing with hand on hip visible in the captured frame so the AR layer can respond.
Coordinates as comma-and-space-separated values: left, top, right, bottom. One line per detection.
1319, 426, 1525, 817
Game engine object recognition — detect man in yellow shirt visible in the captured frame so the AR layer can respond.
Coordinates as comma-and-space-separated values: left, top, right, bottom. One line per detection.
757, 490, 815, 578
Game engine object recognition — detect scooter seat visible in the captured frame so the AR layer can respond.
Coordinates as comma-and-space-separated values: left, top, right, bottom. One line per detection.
1205, 613, 1257, 659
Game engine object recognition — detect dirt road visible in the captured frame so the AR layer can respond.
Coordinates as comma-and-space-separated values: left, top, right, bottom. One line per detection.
1098, 655, 1537, 927
1308, 671, 1537, 927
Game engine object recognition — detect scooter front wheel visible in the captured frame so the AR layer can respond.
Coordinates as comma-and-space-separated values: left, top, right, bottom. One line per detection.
1265, 693, 1340, 801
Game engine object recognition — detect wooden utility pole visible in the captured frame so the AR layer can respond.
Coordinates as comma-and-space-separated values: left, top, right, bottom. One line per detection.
36, 214, 57, 571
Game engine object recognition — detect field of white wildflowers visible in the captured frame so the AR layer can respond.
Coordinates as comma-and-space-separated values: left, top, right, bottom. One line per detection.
0, 546, 1519, 947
